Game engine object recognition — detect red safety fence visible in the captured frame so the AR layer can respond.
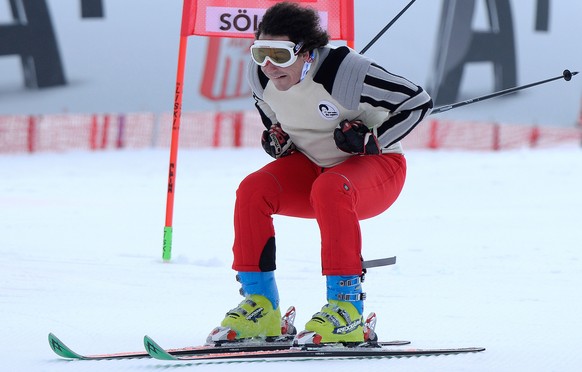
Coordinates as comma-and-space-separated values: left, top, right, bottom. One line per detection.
402, 119, 582, 150
0, 111, 580, 154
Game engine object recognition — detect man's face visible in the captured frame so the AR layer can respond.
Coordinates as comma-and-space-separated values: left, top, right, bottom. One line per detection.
257, 34, 308, 91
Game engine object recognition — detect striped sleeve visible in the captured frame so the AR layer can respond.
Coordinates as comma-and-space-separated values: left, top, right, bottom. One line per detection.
253, 93, 277, 130
362, 63, 433, 148
247, 60, 277, 129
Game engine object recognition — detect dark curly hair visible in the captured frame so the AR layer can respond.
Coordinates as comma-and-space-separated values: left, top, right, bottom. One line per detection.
255, 2, 330, 53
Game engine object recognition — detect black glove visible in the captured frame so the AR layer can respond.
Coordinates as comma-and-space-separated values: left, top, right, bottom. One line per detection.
334, 120, 380, 155
261, 123, 296, 158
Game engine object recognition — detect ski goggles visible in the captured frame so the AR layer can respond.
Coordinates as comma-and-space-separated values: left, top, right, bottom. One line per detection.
250, 40, 304, 68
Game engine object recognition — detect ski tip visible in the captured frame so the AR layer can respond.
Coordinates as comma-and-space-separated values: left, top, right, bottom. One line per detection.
143, 335, 178, 360
48, 333, 85, 360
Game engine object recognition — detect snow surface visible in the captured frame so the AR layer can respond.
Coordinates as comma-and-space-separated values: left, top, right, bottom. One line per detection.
1, 146, 582, 371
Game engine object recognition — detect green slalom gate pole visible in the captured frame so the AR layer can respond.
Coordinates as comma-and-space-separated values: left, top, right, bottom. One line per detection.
163, 226, 173, 262
162, 1, 191, 262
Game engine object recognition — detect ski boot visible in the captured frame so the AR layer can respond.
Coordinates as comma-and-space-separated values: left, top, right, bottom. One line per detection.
208, 294, 282, 343
294, 275, 373, 346
207, 271, 296, 344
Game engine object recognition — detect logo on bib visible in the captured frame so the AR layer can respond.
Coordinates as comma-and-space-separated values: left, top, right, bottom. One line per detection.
318, 101, 340, 120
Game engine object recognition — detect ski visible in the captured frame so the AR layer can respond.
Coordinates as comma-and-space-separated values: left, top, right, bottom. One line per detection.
47, 306, 298, 360
49, 332, 233, 360
48, 333, 410, 361
49, 308, 415, 362
49, 332, 154, 360
144, 336, 485, 362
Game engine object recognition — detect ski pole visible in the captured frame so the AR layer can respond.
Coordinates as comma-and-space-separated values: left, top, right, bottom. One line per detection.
431, 69, 578, 115
359, 0, 417, 55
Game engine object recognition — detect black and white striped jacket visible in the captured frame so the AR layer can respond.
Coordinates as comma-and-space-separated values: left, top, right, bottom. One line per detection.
248, 45, 433, 167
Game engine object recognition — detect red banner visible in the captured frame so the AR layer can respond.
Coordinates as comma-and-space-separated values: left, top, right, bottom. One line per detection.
181, 0, 354, 40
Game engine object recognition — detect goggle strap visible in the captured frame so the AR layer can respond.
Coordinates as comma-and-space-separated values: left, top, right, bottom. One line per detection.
293, 41, 304, 55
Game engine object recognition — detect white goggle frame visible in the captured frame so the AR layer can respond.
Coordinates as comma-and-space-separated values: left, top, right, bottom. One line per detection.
250, 40, 304, 68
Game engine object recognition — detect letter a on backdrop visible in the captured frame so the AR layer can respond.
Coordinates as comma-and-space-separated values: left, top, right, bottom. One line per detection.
163, 0, 355, 261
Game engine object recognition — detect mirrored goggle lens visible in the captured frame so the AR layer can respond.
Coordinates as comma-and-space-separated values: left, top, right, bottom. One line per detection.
251, 47, 296, 67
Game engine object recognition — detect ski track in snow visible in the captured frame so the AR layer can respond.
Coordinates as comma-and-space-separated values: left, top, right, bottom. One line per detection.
1, 147, 581, 371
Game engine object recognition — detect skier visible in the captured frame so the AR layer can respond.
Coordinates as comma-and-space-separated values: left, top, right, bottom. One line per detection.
209, 1, 433, 345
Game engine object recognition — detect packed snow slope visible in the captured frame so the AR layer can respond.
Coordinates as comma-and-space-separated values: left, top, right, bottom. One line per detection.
1, 147, 581, 371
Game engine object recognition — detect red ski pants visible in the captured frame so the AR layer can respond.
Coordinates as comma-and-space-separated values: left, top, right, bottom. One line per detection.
232, 151, 406, 275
